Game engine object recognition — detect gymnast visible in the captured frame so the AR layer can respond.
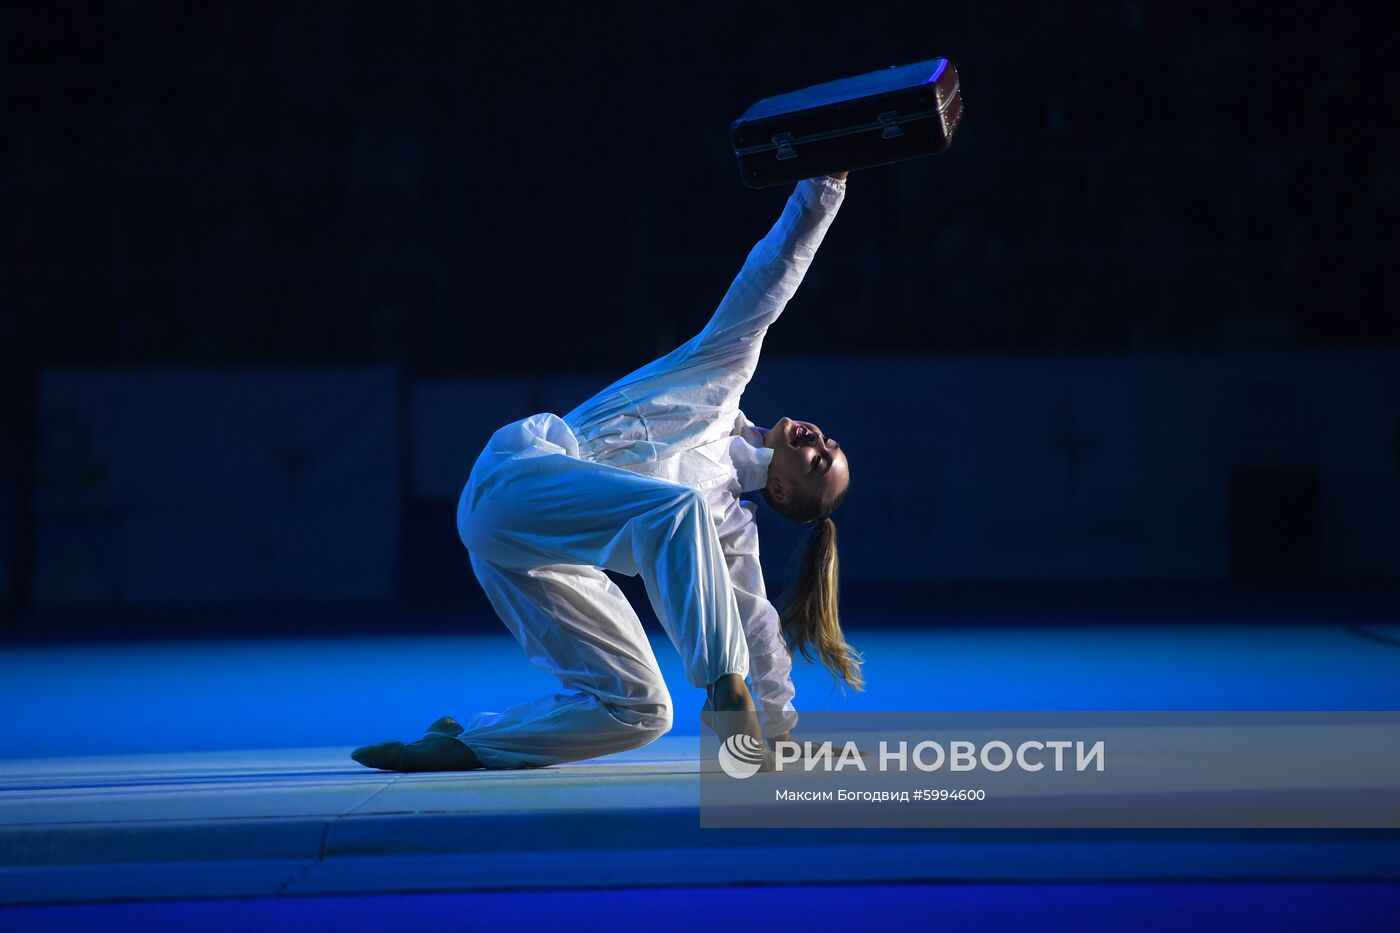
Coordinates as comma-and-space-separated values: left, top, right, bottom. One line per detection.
353, 170, 860, 772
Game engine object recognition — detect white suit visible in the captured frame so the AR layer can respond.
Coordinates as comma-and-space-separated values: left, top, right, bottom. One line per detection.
455, 174, 847, 768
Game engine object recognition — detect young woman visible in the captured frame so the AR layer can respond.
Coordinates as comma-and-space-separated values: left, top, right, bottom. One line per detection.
353, 171, 862, 773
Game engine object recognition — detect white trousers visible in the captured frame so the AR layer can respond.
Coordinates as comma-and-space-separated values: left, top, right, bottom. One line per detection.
453, 413, 751, 768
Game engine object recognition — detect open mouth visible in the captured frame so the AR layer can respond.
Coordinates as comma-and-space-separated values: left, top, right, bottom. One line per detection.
791, 423, 809, 445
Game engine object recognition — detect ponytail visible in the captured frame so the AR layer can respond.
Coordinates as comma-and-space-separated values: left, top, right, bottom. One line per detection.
776, 515, 865, 691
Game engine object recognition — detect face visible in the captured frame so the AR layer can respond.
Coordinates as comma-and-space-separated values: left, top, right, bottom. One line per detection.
761, 416, 849, 511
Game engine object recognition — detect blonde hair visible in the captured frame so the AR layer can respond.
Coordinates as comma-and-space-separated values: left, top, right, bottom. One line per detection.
774, 505, 864, 691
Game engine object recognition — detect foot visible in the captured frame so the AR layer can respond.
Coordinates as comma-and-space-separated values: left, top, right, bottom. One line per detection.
352, 731, 484, 772
351, 740, 405, 771
352, 728, 484, 767
399, 732, 484, 772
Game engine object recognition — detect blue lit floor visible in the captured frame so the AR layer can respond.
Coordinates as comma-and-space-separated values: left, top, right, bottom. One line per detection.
1, 617, 1398, 922
3, 882, 1399, 932
3, 622, 1398, 759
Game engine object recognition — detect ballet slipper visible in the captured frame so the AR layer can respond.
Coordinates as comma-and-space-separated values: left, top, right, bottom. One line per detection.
398, 732, 483, 772
351, 740, 405, 771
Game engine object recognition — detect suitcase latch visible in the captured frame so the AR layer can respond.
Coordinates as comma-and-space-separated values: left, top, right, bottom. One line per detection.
771, 132, 798, 160
877, 111, 904, 139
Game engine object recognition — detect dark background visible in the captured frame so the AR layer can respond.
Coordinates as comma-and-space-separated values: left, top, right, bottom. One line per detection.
4, 1, 1398, 635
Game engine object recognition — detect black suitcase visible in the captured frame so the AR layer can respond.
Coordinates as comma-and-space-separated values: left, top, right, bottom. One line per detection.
730, 57, 963, 189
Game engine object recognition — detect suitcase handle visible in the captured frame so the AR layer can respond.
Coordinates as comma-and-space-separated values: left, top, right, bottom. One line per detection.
877, 111, 905, 140
745, 107, 940, 159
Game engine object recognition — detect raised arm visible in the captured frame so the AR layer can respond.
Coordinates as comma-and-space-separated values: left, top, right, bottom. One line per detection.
682, 173, 848, 389
560, 173, 846, 449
